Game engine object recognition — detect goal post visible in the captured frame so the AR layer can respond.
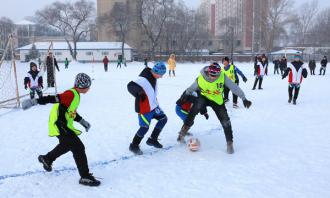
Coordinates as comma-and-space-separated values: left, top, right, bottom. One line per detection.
0, 35, 21, 108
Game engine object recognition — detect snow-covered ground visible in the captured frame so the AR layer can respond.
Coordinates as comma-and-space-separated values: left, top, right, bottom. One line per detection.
0, 61, 329, 198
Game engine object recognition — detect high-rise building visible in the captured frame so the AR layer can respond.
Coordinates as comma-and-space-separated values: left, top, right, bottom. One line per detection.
200, 0, 269, 52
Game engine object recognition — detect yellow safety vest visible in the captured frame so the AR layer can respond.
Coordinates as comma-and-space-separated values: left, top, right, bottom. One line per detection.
197, 72, 225, 105
223, 64, 236, 82
48, 88, 81, 137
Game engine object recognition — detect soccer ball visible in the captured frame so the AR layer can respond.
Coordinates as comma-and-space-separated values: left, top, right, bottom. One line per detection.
188, 138, 200, 152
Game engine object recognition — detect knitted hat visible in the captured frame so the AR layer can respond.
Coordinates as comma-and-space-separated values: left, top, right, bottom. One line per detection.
152, 62, 166, 75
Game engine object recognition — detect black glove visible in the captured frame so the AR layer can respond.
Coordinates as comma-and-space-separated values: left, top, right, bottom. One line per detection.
138, 92, 146, 102
79, 118, 91, 132
243, 76, 248, 83
243, 99, 252, 108
203, 113, 209, 120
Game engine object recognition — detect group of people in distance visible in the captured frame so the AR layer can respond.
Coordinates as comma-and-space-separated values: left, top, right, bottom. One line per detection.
20, 52, 327, 187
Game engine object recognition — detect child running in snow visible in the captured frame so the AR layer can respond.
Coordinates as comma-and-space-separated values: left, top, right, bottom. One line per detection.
221, 57, 248, 108
24, 62, 43, 99
127, 62, 168, 155
282, 54, 308, 105
21, 73, 101, 187
252, 56, 267, 90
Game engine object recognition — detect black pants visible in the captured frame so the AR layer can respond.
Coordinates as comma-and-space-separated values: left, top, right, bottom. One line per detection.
320, 67, 326, 75
169, 70, 175, 76
104, 63, 108, 72
47, 72, 55, 87
224, 81, 238, 104
184, 96, 233, 142
288, 84, 300, 101
30, 87, 42, 99
309, 68, 315, 75
44, 132, 89, 177
274, 67, 279, 74
117, 63, 122, 68
252, 76, 263, 89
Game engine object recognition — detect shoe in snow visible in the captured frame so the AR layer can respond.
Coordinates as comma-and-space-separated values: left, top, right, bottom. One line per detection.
79, 173, 101, 186
38, 155, 52, 172
288, 98, 292, 103
177, 125, 190, 143
186, 132, 193, 136
129, 143, 143, 155
293, 100, 296, 105
146, 138, 163, 148
233, 103, 238, 108
226, 141, 235, 154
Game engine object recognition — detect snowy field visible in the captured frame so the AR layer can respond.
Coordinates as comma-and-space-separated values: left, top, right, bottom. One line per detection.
0, 61, 330, 198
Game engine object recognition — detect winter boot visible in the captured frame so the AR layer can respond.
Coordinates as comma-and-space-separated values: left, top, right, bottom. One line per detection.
146, 128, 163, 148
293, 99, 297, 105
129, 134, 143, 155
79, 173, 101, 186
177, 125, 190, 143
146, 138, 163, 148
226, 141, 234, 154
38, 155, 52, 172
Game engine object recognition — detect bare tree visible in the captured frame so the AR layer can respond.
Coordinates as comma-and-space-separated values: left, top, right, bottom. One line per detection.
291, 0, 319, 45
137, 0, 172, 59
0, 17, 15, 49
262, 0, 293, 52
99, 2, 131, 59
36, 0, 95, 60
310, 7, 330, 47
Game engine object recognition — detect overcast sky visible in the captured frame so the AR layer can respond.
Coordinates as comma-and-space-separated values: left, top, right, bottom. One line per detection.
0, 0, 329, 22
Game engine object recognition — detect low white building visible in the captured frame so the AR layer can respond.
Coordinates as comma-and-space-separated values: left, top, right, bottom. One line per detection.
18, 42, 133, 62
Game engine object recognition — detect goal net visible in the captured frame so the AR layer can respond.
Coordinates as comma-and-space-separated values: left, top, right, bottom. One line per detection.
0, 35, 20, 108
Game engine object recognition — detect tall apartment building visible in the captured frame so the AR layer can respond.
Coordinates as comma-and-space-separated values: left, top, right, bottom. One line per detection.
200, 0, 269, 52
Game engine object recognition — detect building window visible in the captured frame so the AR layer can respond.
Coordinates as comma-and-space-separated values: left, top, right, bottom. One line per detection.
102, 51, 109, 55
86, 51, 93, 56
55, 52, 62, 56
208, 41, 213, 46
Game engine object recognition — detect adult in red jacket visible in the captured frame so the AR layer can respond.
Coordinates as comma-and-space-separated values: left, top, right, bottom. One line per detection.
127, 62, 167, 155
103, 56, 109, 72
282, 54, 308, 105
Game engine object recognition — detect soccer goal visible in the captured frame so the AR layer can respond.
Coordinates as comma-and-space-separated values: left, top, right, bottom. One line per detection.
0, 35, 20, 108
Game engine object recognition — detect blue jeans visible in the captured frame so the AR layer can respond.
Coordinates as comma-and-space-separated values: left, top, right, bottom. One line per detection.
175, 105, 188, 121
137, 107, 167, 137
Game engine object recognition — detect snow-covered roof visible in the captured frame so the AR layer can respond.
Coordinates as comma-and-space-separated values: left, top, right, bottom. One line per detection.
271, 49, 302, 55
15, 20, 36, 25
18, 42, 132, 50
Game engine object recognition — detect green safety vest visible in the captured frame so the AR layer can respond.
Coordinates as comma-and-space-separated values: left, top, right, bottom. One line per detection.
197, 72, 225, 105
223, 64, 236, 82
48, 88, 81, 137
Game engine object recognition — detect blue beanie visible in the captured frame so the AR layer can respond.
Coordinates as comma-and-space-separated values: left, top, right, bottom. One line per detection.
152, 62, 166, 75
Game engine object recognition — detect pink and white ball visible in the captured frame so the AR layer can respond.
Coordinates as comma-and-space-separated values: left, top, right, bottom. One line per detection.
187, 138, 200, 152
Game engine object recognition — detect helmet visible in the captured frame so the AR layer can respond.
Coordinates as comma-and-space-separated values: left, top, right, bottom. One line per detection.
74, 73, 92, 89
208, 63, 221, 76
152, 62, 166, 75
